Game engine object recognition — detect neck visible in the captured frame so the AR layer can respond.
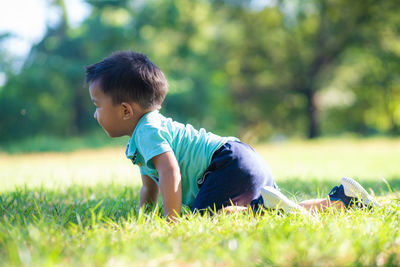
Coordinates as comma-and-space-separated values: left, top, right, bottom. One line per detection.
128, 109, 154, 137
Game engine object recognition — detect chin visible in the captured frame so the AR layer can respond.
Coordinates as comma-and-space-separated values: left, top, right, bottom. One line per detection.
106, 131, 124, 138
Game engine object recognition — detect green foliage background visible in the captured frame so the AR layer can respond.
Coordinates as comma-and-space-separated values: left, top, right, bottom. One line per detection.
1, 0, 400, 143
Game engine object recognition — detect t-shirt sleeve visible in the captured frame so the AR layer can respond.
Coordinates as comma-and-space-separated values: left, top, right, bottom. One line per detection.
135, 124, 173, 164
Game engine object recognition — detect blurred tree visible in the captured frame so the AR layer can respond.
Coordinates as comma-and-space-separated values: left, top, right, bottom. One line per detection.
212, 0, 399, 139
314, 0, 400, 136
0, 0, 94, 140
0, 0, 238, 140
0, 0, 399, 143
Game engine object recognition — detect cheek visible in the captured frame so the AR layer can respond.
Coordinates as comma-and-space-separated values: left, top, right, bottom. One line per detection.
95, 110, 105, 125
96, 110, 112, 128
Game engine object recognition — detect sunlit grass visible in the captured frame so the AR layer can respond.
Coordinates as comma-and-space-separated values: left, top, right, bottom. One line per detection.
0, 147, 139, 191
1, 138, 400, 266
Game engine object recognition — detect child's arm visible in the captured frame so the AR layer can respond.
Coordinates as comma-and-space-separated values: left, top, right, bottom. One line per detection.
139, 175, 159, 210
151, 151, 182, 219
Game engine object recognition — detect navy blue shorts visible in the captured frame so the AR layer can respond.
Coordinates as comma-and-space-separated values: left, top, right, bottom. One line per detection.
191, 141, 278, 213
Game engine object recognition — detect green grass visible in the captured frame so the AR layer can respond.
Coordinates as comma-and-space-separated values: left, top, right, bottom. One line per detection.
1, 138, 400, 266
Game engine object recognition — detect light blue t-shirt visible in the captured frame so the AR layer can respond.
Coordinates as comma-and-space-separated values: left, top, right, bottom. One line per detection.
125, 110, 238, 206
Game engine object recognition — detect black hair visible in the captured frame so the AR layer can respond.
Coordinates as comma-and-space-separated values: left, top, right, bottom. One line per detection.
85, 50, 168, 109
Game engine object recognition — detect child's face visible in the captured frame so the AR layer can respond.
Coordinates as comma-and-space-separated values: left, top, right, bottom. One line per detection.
89, 80, 128, 137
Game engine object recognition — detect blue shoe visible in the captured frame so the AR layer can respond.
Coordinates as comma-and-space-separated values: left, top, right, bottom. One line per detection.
328, 184, 359, 208
328, 177, 381, 208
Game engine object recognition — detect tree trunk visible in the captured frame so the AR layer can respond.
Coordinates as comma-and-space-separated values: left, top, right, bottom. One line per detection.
305, 90, 319, 139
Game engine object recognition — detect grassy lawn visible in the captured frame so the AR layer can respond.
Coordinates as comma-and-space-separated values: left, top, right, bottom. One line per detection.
0, 138, 399, 266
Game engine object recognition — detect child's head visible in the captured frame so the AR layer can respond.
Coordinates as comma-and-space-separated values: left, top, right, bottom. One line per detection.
85, 50, 168, 110
86, 51, 168, 137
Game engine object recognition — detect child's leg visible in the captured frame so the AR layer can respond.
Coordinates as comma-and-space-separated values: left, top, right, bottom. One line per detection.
299, 198, 344, 212
192, 141, 277, 214
262, 177, 381, 213
306, 177, 381, 211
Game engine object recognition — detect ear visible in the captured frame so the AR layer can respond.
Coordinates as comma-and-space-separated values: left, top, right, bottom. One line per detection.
120, 102, 134, 120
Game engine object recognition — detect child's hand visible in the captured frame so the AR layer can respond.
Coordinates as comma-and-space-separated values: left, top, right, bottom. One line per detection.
138, 175, 159, 212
